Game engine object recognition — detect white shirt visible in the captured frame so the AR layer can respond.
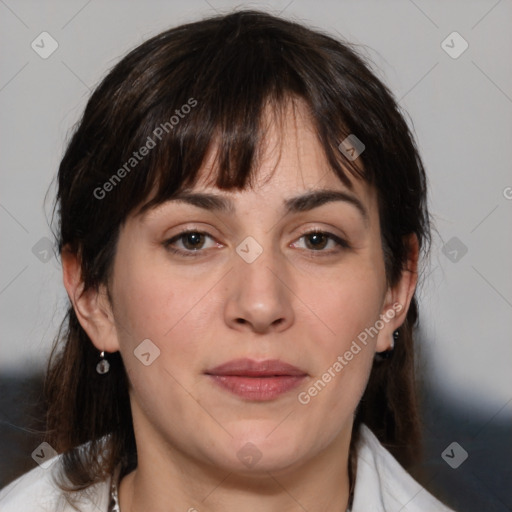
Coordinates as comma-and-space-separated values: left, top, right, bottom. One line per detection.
0, 424, 455, 511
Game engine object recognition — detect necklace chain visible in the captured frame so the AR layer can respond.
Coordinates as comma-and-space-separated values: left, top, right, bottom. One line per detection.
108, 465, 121, 512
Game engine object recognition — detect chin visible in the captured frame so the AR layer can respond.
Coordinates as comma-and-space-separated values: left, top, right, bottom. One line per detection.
215, 430, 307, 475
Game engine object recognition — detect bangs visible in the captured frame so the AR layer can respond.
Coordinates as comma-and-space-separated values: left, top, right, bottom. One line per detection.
98, 11, 371, 220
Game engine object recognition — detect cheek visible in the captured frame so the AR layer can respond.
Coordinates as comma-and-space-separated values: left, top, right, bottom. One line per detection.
113, 272, 175, 342
293, 261, 385, 410
112, 246, 200, 340
112, 268, 202, 417
111, 257, 215, 380
300, 263, 385, 350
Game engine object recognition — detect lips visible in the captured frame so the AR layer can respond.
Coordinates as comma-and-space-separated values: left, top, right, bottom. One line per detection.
205, 359, 307, 401
205, 358, 307, 377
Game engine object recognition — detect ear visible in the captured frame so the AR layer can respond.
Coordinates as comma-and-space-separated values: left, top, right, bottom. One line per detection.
375, 234, 419, 352
61, 245, 120, 353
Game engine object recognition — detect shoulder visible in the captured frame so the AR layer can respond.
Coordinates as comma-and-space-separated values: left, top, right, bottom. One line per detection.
351, 424, 456, 512
0, 452, 112, 512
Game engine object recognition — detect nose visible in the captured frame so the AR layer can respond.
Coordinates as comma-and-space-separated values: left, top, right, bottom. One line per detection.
224, 244, 294, 334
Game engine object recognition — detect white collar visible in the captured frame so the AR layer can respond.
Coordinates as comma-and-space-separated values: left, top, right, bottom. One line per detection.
351, 424, 454, 511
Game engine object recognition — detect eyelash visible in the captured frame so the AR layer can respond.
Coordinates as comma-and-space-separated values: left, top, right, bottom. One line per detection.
163, 229, 350, 258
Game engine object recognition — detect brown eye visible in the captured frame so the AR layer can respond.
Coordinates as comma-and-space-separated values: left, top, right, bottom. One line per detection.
292, 230, 350, 254
180, 232, 206, 250
304, 232, 329, 250
163, 230, 217, 257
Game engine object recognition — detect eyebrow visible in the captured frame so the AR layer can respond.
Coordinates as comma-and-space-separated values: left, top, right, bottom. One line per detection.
147, 189, 368, 224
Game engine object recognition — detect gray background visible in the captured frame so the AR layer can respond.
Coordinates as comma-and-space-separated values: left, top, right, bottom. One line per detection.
1, 1, 511, 511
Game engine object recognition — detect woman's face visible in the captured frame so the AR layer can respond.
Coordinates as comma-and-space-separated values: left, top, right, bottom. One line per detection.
80, 101, 414, 476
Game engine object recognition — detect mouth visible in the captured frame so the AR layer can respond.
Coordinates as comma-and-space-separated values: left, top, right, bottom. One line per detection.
204, 358, 308, 401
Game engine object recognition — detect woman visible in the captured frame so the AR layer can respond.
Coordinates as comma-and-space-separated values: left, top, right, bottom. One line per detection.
0, 9, 456, 512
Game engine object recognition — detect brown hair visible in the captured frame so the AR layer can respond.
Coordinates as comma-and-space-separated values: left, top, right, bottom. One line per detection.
45, 8, 430, 495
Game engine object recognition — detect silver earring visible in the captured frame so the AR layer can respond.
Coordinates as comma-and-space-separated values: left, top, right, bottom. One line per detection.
375, 329, 399, 361
391, 329, 399, 349
96, 350, 110, 374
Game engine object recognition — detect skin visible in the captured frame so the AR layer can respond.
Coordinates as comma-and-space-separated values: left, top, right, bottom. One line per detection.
62, 99, 418, 512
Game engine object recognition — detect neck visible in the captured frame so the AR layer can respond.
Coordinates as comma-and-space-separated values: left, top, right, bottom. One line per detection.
118, 427, 352, 512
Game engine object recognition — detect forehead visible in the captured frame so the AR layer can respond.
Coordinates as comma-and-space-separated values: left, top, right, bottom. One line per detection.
134, 96, 378, 225
186, 98, 375, 210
